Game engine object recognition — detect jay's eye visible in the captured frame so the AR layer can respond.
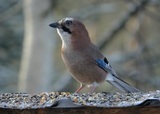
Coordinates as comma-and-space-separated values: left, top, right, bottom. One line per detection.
65, 20, 72, 26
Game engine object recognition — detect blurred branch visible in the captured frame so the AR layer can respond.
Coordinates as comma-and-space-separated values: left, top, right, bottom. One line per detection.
98, 0, 149, 50
69, 3, 118, 19
0, 0, 22, 22
145, 8, 160, 22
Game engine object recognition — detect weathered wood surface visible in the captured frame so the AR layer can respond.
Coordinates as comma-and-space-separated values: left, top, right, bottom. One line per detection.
0, 106, 160, 114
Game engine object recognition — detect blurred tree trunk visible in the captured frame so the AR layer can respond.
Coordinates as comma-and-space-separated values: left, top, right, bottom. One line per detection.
18, 0, 56, 93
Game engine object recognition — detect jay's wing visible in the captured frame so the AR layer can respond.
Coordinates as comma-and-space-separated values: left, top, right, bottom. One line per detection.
95, 58, 118, 77
95, 58, 140, 93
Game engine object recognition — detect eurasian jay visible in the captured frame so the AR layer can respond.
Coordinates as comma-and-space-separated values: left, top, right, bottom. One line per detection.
49, 17, 140, 93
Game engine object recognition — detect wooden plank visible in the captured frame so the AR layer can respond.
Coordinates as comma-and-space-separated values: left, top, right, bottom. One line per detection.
0, 106, 160, 114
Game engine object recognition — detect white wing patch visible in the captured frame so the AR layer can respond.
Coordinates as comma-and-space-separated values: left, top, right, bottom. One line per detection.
106, 73, 114, 81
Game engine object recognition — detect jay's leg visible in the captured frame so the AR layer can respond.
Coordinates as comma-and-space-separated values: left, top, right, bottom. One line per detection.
75, 83, 85, 93
89, 82, 99, 93
89, 86, 97, 93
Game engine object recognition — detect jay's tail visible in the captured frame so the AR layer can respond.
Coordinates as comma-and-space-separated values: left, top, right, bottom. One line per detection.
106, 73, 140, 92
95, 58, 140, 92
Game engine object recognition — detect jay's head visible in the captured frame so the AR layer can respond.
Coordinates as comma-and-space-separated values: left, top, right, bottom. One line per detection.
49, 17, 90, 47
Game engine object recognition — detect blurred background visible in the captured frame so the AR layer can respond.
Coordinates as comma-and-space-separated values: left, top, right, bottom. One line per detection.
0, 0, 160, 93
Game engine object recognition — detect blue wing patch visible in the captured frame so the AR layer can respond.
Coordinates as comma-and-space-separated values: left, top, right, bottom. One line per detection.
95, 59, 107, 69
95, 58, 118, 77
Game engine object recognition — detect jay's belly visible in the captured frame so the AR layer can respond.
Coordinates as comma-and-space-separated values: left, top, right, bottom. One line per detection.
64, 58, 107, 85
61, 47, 106, 85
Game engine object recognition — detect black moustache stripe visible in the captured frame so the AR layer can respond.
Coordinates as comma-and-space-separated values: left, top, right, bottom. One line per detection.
61, 26, 72, 34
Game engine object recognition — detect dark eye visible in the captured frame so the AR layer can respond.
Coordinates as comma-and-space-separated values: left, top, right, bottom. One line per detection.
65, 20, 72, 26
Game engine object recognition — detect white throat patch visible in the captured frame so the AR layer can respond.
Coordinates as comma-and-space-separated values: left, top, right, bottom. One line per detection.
57, 29, 71, 48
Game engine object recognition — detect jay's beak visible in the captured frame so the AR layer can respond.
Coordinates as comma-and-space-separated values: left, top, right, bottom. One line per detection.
49, 22, 72, 34
49, 22, 60, 28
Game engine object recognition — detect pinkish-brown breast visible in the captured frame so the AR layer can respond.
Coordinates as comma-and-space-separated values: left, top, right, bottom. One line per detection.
61, 43, 107, 85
